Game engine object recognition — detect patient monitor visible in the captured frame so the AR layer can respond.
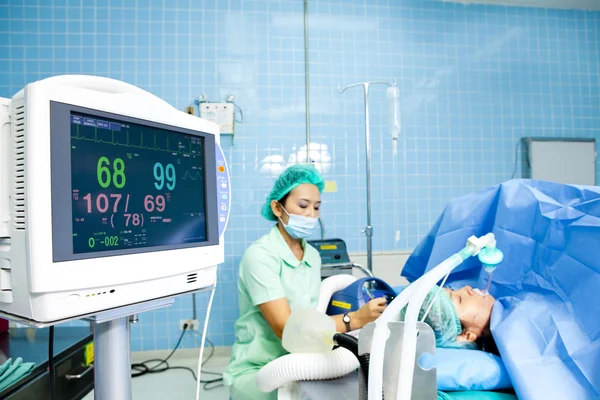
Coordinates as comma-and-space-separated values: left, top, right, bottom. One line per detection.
0, 75, 231, 324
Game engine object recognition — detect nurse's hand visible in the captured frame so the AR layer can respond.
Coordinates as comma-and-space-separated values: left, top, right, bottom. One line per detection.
354, 297, 387, 328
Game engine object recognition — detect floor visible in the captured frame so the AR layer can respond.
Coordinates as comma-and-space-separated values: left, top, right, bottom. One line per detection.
82, 347, 231, 400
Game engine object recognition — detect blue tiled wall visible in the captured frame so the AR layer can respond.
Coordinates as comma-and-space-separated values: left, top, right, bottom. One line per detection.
1, 0, 599, 350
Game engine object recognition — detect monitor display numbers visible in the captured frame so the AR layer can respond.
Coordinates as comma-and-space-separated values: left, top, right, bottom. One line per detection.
70, 113, 207, 254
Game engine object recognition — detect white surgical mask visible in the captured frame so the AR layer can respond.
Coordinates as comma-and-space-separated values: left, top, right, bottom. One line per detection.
278, 204, 318, 239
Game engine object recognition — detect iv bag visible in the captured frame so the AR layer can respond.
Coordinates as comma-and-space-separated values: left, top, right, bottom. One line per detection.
387, 86, 401, 139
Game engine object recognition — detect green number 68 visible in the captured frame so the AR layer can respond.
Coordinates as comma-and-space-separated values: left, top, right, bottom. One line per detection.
97, 157, 126, 189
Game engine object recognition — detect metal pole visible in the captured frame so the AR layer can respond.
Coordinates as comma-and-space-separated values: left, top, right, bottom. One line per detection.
337, 79, 395, 276
363, 83, 373, 274
303, 0, 311, 160
93, 317, 132, 400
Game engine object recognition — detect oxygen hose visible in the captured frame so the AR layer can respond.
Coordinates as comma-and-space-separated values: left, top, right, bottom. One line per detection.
332, 333, 383, 399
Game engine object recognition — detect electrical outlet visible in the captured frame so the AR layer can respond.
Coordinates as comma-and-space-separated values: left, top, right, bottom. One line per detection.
180, 319, 199, 331
199, 103, 235, 134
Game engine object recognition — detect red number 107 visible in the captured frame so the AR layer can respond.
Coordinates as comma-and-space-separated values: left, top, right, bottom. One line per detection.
83, 193, 121, 213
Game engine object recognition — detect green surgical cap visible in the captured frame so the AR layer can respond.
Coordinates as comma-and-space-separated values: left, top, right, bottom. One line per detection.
260, 164, 325, 221
400, 285, 475, 349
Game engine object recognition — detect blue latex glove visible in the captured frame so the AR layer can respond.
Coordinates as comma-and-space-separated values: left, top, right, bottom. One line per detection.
0, 357, 36, 392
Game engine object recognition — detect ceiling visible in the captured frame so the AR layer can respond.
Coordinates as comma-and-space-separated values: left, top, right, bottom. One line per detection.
442, 0, 600, 11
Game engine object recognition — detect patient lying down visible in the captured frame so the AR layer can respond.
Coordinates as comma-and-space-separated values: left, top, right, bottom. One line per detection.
399, 285, 495, 349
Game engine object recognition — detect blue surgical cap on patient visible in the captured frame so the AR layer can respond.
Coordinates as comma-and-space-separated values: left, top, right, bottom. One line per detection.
400, 285, 476, 349
261, 164, 325, 221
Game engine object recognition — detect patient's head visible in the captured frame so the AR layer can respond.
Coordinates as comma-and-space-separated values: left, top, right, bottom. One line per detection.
444, 286, 495, 344
400, 285, 495, 349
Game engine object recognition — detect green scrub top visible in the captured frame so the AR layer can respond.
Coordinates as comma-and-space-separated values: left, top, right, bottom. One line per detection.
224, 226, 322, 400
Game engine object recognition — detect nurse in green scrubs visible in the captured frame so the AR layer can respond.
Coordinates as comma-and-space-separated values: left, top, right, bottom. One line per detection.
223, 164, 387, 400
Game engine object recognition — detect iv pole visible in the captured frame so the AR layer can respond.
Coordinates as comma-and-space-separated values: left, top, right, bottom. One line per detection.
337, 79, 396, 274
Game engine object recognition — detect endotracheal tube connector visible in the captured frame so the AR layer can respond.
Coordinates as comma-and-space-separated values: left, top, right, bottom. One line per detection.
477, 241, 504, 296
482, 269, 494, 296
387, 86, 401, 156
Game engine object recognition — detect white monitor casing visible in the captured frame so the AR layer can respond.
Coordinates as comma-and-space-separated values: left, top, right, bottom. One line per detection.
0, 76, 230, 324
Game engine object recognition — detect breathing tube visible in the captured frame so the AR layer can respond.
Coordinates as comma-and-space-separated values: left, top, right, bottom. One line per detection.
332, 334, 366, 384
332, 333, 381, 399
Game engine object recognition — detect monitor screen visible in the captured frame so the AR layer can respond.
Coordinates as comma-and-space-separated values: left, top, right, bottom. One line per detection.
69, 112, 207, 254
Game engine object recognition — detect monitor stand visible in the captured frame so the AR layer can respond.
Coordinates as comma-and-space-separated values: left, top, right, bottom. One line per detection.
86, 298, 175, 400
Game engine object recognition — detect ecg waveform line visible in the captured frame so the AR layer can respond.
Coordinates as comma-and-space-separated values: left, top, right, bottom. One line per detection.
182, 171, 203, 181
71, 125, 202, 156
